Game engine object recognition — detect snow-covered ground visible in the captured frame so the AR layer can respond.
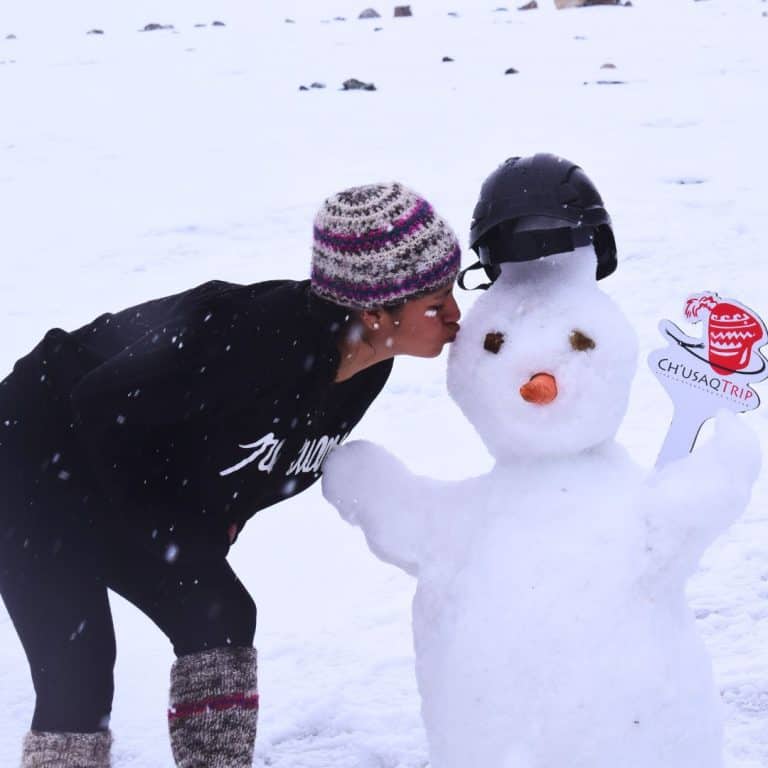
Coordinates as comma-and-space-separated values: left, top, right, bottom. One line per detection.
1, 0, 767, 765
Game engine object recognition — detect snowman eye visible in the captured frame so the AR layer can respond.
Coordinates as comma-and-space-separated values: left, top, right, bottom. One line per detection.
570, 330, 596, 351
484, 331, 505, 354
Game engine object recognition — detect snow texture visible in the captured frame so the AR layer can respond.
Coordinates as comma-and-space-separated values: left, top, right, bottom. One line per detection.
1, 0, 768, 766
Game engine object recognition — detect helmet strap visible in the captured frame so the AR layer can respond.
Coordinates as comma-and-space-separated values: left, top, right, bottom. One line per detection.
458, 261, 493, 291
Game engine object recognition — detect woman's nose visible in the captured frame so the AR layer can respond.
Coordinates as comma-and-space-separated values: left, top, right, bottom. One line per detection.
444, 295, 461, 322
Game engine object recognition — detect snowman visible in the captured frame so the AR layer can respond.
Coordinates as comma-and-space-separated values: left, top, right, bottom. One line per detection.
321, 156, 762, 768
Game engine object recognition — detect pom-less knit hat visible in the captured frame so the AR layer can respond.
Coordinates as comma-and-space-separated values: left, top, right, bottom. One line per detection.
310, 182, 461, 310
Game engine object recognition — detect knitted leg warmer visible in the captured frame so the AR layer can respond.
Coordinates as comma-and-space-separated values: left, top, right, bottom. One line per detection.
21, 730, 112, 768
168, 647, 258, 768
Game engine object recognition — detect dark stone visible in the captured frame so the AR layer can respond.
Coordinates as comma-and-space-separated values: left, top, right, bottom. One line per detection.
194, 23, 207, 28
447, 11, 460, 17
5, 34, 17, 40
494, 6, 509, 11
359, 8, 381, 19
374, 26, 383, 31
518, 1, 538, 9
594, 80, 626, 85
333, 16, 347, 21
342, 78, 377, 91
505, 67, 519, 74
212, 20, 226, 27
299, 85, 310, 91
142, 23, 173, 32
87, 29, 105, 35
442, 56, 455, 62
310, 82, 326, 89
394, 5, 413, 17
285, 18, 296, 24
484, 332, 505, 354
569, 330, 596, 351
559, 0, 619, 5
600, 62, 616, 69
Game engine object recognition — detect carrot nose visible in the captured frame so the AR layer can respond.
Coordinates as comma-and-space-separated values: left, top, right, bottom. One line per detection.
520, 373, 558, 405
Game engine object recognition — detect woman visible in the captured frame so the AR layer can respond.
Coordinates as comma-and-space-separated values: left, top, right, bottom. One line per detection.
0, 183, 461, 768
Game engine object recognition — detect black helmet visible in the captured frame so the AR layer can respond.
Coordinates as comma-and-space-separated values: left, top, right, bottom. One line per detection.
460, 153, 617, 288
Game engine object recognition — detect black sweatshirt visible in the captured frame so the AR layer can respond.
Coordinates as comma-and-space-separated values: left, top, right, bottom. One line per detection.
0, 280, 392, 563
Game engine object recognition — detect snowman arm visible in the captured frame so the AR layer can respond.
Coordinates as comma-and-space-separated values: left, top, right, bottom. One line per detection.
321, 440, 441, 576
643, 410, 761, 569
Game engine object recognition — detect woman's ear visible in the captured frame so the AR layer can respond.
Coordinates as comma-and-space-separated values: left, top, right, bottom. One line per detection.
360, 308, 384, 332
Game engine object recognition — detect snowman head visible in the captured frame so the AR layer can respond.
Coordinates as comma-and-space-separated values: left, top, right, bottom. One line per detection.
447, 246, 637, 460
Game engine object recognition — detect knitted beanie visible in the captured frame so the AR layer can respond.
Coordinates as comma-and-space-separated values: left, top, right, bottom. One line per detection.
311, 182, 461, 309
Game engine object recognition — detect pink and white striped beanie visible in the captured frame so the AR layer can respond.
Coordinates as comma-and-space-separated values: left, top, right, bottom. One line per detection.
310, 182, 461, 309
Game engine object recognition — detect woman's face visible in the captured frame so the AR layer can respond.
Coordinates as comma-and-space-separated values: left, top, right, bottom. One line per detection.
377, 284, 462, 358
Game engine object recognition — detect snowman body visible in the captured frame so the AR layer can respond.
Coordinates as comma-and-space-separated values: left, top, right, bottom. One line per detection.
411, 457, 721, 768
322, 248, 760, 768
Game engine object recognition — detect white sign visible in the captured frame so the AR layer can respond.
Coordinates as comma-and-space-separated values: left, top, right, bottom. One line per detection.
649, 291, 767, 468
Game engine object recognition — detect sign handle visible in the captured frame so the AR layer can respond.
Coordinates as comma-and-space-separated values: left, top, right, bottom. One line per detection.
655, 406, 708, 469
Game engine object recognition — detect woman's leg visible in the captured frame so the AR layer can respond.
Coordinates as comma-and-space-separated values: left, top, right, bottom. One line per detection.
1, 369, 115, 767
0, 527, 115, 768
106, 547, 258, 768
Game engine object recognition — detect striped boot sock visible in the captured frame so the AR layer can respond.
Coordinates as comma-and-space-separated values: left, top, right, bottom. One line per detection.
21, 730, 112, 768
168, 647, 258, 768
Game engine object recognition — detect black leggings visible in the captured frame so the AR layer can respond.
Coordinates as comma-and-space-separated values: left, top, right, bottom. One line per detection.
0, 519, 256, 734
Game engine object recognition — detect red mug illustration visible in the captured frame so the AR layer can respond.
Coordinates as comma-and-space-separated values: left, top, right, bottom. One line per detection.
685, 293, 764, 376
